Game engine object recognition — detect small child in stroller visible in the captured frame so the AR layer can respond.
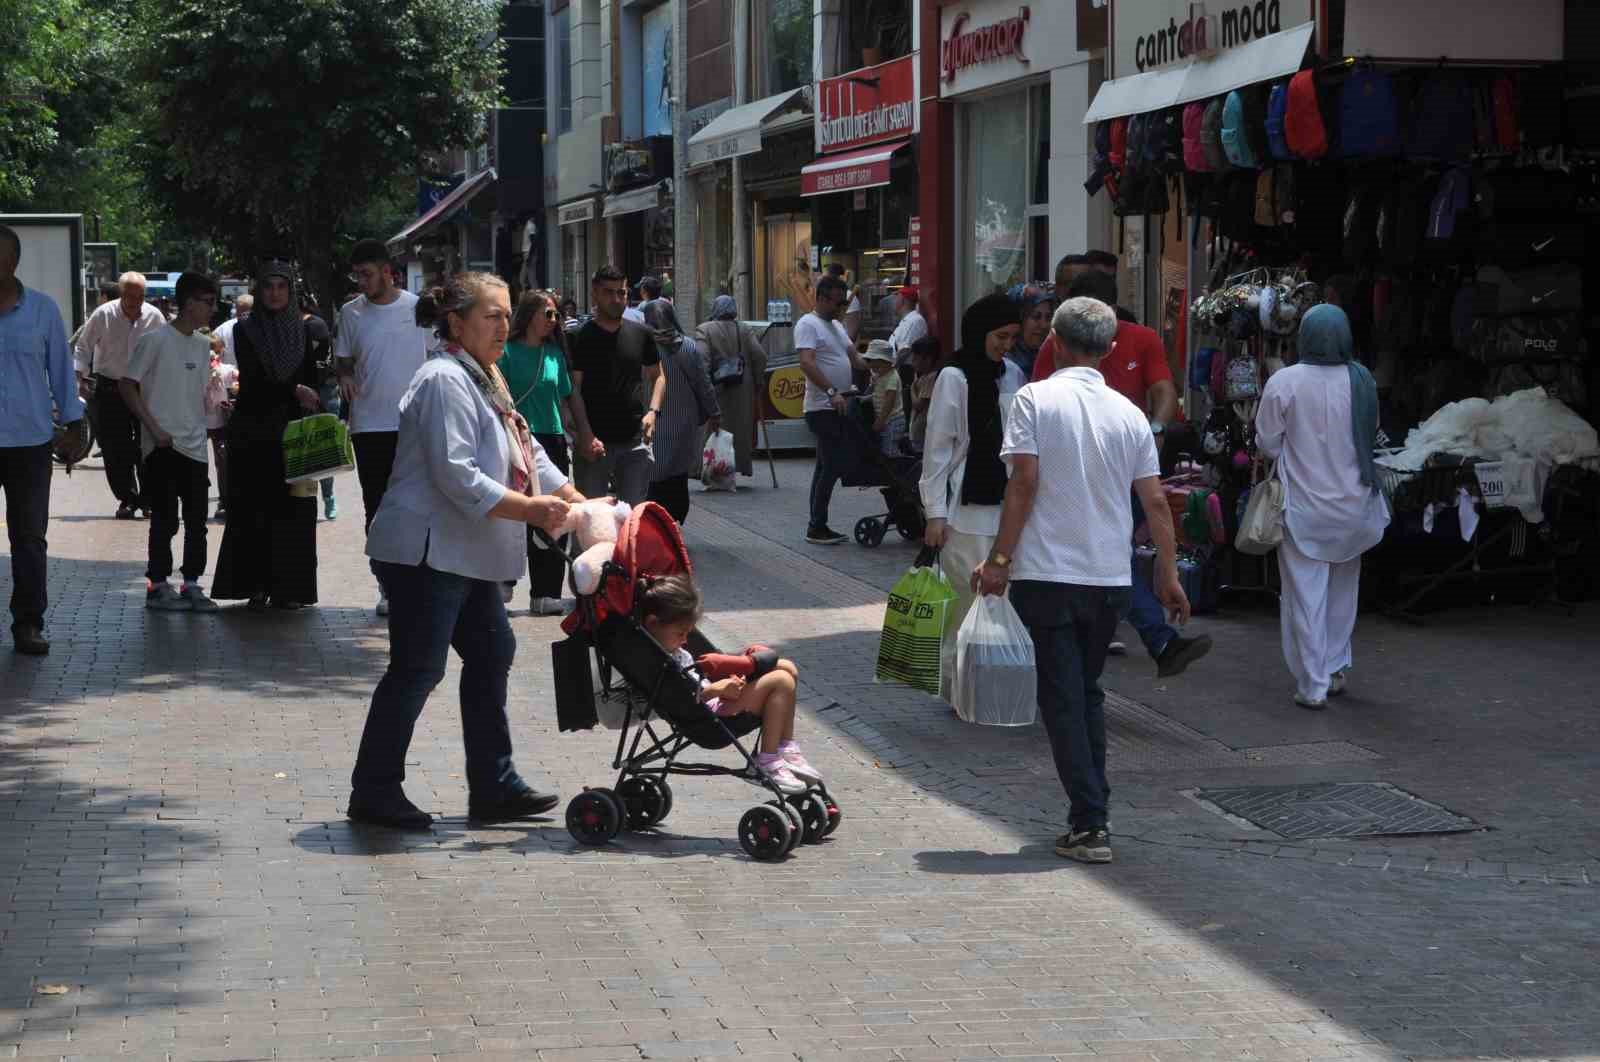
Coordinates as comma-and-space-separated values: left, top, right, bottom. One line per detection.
637, 573, 823, 795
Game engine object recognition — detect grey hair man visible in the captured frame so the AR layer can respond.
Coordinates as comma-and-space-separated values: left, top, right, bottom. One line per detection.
972, 296, 1188, 866
75, 269, 167, 518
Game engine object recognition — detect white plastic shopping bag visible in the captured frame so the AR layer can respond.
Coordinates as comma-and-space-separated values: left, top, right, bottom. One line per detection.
700, 429, 738, 492
953, 594, 1037, 726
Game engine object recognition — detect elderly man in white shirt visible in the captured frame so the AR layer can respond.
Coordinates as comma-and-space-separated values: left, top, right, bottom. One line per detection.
75, 271, 168, 518
887, 285, 928, 358
349, 272, 585, 832
973, 297, 1188, 866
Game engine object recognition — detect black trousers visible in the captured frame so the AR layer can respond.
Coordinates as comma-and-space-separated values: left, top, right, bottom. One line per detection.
526, 432, 571, 599
94, 376, 144, 507
352, 431, 400, 533
647, 473, 691, 524
144, 448, 211, 583
0, 444, 52, 629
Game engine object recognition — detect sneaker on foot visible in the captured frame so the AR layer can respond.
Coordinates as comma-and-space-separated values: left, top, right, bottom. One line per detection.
247, 592, 270, 612
757, 757, 808, 794
1294, 692, 1328, 711
1107, 640, 1128, 656
115, 503, 137, 520
805, 525, 846, 545
534, 596, 572, 616
1156, 634, 1213, 678
1328, 671, 1348, 697
146, 582, 192, 611
323, 496, 338, 520
780, 744, 824, 783
1056, 827, 1113, 863
181, 584, 220, 612
376, 592, 389, 617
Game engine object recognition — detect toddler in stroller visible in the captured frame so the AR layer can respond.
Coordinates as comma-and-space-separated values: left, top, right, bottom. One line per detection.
839, 392, 926, 548
557, 502, 841, 861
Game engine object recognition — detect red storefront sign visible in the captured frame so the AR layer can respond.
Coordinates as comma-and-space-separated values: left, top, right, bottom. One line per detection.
941, 6, 1033, 83
815, 54, 918, 154
800, 141, 905, 197
908, 216, 922, 286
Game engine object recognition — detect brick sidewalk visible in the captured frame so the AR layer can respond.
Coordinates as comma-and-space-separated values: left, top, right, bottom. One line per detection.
0, 459, 1597, 1060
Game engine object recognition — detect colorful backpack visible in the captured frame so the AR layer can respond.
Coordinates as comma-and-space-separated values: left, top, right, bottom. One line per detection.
1109, 117, 1129, 170
1221, 91, 1259, 169
1265, 81, 1292, 160
1284, 70, 1329, 159
1201, 97, 1229, 171
1408, 74, 1474, 162
1183, 102, 1210, 171
1340, 68, 1401, 157
1423, 164, 1473, 261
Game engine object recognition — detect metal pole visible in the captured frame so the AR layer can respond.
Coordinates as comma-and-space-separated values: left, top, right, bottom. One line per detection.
731, 0, 749, 318
672, 0, 697, 320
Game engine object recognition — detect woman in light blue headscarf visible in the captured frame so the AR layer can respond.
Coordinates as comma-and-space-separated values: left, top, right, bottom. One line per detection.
1255, 304, 1390, 710
694, 294, 767, 478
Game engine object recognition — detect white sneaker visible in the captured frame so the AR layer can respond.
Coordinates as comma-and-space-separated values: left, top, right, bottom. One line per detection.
780, 745, 824, 783
757, 758, 808, 794
376, 592, 389, 617
180, 584, 219, 612
534, 597, 572, 616
1328, 671, 1348, 697
146, 583, 191, 611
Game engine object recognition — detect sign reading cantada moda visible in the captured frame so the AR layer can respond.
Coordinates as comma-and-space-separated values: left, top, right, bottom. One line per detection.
1113, 0, 1314, 77
815, 54, 917, 154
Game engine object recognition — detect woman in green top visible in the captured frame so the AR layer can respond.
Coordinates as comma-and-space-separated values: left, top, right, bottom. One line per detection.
501, 290, 575, 614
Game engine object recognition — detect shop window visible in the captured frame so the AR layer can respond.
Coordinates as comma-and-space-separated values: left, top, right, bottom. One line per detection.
694, 169, 733, 322
961, 87, 1030, 302
846, 0, 912, 68
556, 12, 573, 133
753, 204, 814, 320
754, 0, 813, 99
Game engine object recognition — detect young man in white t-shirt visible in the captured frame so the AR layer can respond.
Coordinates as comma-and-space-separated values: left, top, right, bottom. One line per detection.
794, 274, 866, 544
334, 239, 430, 616
973, 297, 1189, 866
120, 272, 223, 612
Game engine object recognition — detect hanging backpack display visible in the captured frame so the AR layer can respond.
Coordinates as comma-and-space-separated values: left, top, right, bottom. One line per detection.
1201, 97, 1230, 171
1342, 180, 1385, 265
1408, 74, 1475, 162
1422, 165, 1472, 262
1377, 176, 1430, 267
1491, 75, 1519, 151
1265, 81, 1293, 160
1516, 67, 1563, 148
1284, 71, 1329, 159
1183, 101, 1211, 171
1241, 86, 1271, 164
1221, 90, 1259, 169
1340, 68, 1402, 157
1109, 117, 1129, 170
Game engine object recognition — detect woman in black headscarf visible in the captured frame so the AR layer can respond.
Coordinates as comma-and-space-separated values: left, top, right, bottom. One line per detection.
211, 261, 325, 609
917, 293, 1025, 706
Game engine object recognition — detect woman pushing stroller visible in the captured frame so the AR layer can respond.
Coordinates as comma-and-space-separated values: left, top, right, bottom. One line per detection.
636, 573, 822, 795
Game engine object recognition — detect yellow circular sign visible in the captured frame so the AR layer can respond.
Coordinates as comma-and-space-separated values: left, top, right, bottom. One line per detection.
767, 365, 807, 419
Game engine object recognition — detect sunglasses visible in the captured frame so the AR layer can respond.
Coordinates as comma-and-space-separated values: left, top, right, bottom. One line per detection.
543, 309, 559, 320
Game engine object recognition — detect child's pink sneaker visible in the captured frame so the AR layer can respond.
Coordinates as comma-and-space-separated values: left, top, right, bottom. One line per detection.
756, 754, 807, 794
780, 742, 823, 783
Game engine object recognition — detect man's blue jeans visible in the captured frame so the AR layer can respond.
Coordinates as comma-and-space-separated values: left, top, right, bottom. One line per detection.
1009, 580, 1131, 832
351, 560, 522, 799
805, 409, 851, 530
1129, 492, 1177, 659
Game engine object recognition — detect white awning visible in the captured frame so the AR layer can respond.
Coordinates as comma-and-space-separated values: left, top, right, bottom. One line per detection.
686, 88, 807, 168
386, 168, 496, 250
1084, 22, 1317, 123
602, 181, 665, 219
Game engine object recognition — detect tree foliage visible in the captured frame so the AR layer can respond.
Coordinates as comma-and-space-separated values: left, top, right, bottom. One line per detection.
140, 0, 504, 313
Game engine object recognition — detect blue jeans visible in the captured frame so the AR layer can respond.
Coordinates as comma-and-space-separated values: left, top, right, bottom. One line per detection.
1009, 580, 1131, 832
1129, 492, 1177, 659
351, 560, 522, 799
805, 409, 851, 530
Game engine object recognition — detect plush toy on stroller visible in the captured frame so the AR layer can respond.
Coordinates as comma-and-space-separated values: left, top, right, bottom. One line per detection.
550, 501, 841, 861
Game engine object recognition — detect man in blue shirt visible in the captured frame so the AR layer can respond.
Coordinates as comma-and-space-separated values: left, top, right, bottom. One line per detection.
0, 224, 86, 655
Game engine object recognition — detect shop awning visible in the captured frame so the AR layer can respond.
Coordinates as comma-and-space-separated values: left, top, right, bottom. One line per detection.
1084, 22, 1317, 123
386, 168, 496, 251
800, 140, 908, 197
602, 180, 666, 219
687, 88, 808, 168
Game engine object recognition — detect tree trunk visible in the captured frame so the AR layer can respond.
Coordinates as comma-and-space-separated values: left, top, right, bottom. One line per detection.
297, 220, 339, 333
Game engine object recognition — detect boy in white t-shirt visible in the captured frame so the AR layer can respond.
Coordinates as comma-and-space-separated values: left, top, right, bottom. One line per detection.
120, 272, 222, 612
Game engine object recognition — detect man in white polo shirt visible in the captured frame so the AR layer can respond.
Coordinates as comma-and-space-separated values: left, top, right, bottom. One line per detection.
795, 273, 866, 544
973, 296, 1188, 866
334, 239, 430, 616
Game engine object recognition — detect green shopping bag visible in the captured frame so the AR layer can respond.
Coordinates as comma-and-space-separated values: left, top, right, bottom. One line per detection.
874, 550, 956, 694
282, 413, 356, 484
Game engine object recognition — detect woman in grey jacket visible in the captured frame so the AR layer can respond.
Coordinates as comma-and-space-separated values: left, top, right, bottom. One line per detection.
348, 272, 587, 831
642, 298, 719, 523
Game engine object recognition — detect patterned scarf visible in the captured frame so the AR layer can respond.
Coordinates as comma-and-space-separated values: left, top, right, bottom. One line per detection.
242, 260, 306, 382
444, 344, 539, 496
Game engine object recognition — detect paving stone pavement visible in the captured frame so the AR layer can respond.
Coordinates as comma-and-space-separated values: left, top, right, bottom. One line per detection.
0, 458, 1597, 1061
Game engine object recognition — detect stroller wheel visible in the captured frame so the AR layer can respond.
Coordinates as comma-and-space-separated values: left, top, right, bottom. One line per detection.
618, 776, 673, 828
853, 517, 886, 548
768, 800, 805, 854
590, 787, 626, 839
786, 792, 829, 844
738, 804, 792, 862
823, 796, 842, 836
567, 790, 621, 846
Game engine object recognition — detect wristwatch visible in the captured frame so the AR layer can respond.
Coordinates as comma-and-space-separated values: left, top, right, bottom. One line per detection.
988, 551, 1011, 568
1150, 419, 1167, 437
826, 387, 839, 398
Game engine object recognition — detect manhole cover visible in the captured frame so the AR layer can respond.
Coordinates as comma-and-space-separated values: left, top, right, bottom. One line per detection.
1193, 782, 1481, 839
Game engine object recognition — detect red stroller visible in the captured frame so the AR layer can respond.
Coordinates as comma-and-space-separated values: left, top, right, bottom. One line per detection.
551, 502, 841, 861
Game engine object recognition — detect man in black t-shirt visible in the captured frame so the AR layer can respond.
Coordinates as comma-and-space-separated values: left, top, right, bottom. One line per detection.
568, 265, 666, 504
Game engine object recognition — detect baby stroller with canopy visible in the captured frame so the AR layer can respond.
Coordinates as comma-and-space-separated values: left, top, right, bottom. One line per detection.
551, 502, 842, 861
837, 395, 926, 548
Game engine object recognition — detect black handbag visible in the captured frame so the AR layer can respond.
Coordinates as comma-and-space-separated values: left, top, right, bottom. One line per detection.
552, 633, 599, 732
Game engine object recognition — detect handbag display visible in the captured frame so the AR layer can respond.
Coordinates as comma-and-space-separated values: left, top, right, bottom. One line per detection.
1235, 462, 1285, 555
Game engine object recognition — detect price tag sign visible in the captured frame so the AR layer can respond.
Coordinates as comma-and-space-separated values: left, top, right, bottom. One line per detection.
1473, 462, 1507, 508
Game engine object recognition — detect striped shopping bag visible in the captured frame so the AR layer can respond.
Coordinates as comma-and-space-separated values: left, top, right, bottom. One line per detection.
282, 413, 356, 484
874, 556, 955, 695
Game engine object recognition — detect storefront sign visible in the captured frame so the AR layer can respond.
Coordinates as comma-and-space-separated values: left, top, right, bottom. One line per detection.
939, 0, 1079, 97
557, 199, 595, 226
1114, 1, 1314, 76
802, 155, 892, 196
816, 54, 917, 154
908, 216, 922, 286
942, 6, 1032, 84
767, 366, 807, 419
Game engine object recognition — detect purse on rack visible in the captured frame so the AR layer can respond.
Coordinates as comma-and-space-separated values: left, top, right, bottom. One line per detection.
1235, 461, 1284, 555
